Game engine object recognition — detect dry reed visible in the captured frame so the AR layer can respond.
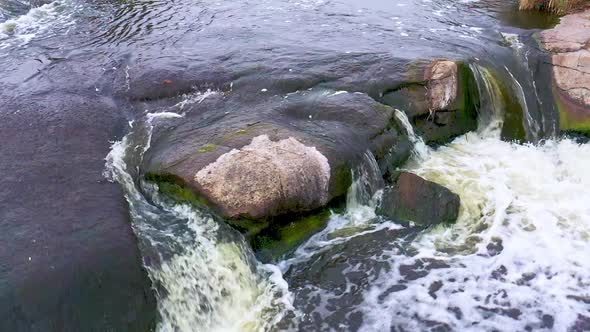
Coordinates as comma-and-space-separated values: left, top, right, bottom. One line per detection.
518, 0, 586, 13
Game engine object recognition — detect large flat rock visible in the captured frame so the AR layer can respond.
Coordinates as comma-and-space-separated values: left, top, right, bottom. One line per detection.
540, 9, 590, 133
0, 92, 157, 331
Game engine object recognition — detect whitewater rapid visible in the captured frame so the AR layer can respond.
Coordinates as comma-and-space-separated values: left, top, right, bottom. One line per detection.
104, 83, 590, 331
361, 131, 590, 331
0, 0, 79, 49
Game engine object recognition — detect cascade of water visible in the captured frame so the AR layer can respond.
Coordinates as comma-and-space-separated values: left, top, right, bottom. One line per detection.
104, 119, 293, 332
394, 108, 430, 160
101, 59, 589, 332
346, 150, 384, 211
505, 66, 540, 142
277, 150, 404, 273
469, 63, 505, 137
502, 32, 553, 141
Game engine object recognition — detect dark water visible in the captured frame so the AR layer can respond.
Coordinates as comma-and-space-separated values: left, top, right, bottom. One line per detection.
4, 0, 585, 331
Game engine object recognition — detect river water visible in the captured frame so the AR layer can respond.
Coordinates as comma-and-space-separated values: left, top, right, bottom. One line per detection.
2, 0, 589, 331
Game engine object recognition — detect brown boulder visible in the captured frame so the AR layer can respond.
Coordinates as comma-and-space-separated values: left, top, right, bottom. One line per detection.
376, 172, 460, 226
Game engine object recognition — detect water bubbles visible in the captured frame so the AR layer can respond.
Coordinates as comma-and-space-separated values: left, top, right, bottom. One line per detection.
358, 135, 590, 331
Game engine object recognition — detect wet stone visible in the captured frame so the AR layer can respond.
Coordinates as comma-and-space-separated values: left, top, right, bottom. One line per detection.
377, 172, 460, 227
477, 306, 522, 320
491, 265, 508, 280
542, 314, 555, 329
570, 315, 590, 332
399, 258, 450, 281
516, 272, 537, 286
566, 295, 590, 304
486, 237, 504, 256
428, 280, 444, 299
420, 317, 453, 332
378, 285, 408, 303
448, 306, 463, 320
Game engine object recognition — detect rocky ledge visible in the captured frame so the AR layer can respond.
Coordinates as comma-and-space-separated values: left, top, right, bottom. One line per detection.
382, 60, 480, 144
540, 8, 590, 134
142, 59, 473, 259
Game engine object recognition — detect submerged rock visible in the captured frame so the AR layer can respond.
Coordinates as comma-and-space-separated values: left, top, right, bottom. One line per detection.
377, 172, 460, 226
381, 59, 479, 144
540, 8, 590, 134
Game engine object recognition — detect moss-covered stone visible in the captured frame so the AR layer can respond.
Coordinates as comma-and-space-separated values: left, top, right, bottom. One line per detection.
196, 144, 218, 153
145, 173, 337, 262
492, 71, 528, 142
555, 87, 590, 135
457, 62, 481, 114
145, 173, 209, 208
471, 66, 527, 142
249, 209, 332, 262
331, 164, 353, 198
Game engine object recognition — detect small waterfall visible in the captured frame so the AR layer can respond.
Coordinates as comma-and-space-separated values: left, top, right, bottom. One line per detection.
505, 66, 540, 142
469, 63, 505, 137
471, 61, 547, 142
500, 32, 554, 141
277, 150, 402, 273
346, 150, 384, 211
104, 119, 293, 332
394, 108, 429, 159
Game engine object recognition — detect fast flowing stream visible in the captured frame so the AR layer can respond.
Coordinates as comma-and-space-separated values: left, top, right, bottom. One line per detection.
2, 0, 589, 331
104, 76, 590, 331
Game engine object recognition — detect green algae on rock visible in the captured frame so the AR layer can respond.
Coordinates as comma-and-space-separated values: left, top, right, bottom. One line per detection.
146, 172, 334, 261
539, 8, 590, 135
249, 209, 333, 262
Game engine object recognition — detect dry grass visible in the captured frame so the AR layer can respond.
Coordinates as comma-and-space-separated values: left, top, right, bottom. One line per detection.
519, 0, 587, 13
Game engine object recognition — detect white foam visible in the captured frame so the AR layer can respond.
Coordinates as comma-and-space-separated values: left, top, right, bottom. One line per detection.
173, 88, 219, 110
359, 133, 590, 331
152, 205, 291, 332
146, 111, 184, 120
501, 32, 524, 50
0, 1, 77, 48
394, 109, 429, 160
